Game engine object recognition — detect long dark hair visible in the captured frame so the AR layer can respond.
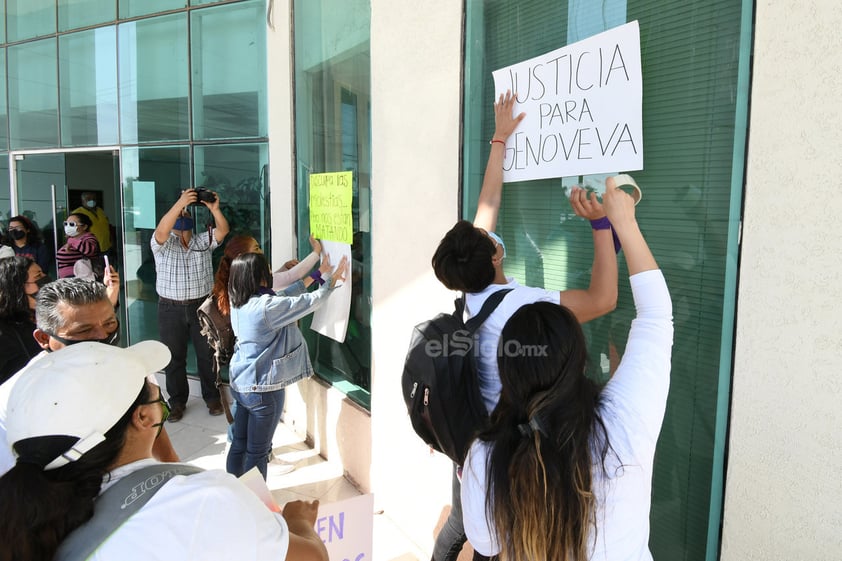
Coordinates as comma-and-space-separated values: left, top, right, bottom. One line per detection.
212, 235, 259, 315
480, 302, 613, 561
0, 382, 151, 561
228, 252, 272, 309
0, 256, 35, 321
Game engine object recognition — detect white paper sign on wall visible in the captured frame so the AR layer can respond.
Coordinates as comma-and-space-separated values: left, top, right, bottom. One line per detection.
492, 20, 643, 182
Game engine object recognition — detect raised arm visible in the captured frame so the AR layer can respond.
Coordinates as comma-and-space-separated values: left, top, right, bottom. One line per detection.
558, 182, 619, 323
202, 190, 230, 243
473, 90, 525, 232
602, 179, 657, 275
153, 189, 196, 245
272, 235, 322, 291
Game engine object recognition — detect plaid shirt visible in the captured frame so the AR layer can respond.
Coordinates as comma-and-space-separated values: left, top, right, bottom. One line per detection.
151, 231, 218, 301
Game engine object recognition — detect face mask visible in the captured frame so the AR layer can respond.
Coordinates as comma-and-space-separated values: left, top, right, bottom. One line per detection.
174, 217, 194, 231
64, 225, 78, 237
46, 324, 121, 350
488, 231, 507, 259
9, 229, 25, 241
34, 275, 53, 290
85, 200, 97, 209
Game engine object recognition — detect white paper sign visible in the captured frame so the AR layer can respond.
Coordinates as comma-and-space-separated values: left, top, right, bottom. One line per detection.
492, 20, 643, 182
315, 494, 374, 561
310, 240, 352, 343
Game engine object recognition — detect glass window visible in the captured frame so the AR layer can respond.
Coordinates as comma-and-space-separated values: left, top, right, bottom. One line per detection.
119, 0, 187, 19
118, 14, 189, 143
58, 0, 117, 32
293, 0, 372, 408
193, 143, 269, 245
8, 39, 59, 149
0, 50, 7, 152
191, 0, 227, 5
191, 0, 267, 140
0, 3, 5, 44
7, 0, 55, 42
464, 1, 750, 559
121, 146, 190, 344
59, 27, 119, 147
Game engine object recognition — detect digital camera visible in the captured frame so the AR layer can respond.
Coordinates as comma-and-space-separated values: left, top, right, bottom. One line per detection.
194, 188, 217, 204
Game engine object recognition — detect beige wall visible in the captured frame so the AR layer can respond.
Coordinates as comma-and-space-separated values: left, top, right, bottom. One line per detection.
267, 2, 464, 554
722, 1, 842, 559
368, 0, 465, 554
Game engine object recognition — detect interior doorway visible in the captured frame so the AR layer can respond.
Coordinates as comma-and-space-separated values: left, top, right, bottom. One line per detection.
10, 148, 125, 339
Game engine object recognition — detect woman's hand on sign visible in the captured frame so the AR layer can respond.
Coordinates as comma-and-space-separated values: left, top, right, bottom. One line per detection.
493, 90, 526, 142
309, 234, 322, 256
329, 256, 349, 289
569, 186, 606, 220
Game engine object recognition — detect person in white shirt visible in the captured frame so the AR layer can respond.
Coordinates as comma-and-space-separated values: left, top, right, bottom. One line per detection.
0, 341, 327, 561
460, 184, 673, 560
429, 90, 619, 561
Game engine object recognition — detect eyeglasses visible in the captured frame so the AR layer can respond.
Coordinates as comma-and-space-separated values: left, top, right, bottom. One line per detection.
63, 221, 79, 227
140, 389, 170, 437
7, 227, 23, 232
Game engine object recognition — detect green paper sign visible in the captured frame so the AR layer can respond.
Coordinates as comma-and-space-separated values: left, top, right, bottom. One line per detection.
309, 171, 353, 244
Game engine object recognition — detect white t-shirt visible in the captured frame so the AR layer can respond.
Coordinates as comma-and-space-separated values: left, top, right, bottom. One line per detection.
89, 459, 290, 560
461, 270, 673, 560
465, 278, 559, 412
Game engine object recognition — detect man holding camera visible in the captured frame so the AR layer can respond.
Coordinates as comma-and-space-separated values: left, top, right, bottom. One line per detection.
152, 188, 230, 421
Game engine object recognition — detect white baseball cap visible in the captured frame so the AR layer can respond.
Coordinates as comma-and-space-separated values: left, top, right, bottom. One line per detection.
6, 340, 171, 471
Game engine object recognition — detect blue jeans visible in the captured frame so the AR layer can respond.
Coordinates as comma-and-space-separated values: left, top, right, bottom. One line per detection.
432, 463, 466, 561
157, 298, 216, 406
226, 387, 286, 479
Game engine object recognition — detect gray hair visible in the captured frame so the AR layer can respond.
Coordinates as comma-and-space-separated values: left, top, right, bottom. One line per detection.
35, 278, 109, 333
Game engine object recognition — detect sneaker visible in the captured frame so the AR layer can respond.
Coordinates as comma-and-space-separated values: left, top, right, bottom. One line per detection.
207, 400, 224, 417
169, 402, 186, 422
267, 454, 296, 476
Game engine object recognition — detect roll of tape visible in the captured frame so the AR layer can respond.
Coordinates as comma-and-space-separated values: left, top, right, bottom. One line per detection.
612, 174, 643, 205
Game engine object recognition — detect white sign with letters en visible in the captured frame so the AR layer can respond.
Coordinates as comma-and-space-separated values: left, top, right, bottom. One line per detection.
492, 20, 643, 182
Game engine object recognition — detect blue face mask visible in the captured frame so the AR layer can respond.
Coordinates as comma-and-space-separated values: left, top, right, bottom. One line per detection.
488, 231, 507, 259
174, 216, 194, 231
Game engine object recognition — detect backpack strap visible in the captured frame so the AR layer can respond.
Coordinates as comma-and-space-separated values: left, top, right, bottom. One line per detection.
462, 288, 513, 332
54, 463, 203, 561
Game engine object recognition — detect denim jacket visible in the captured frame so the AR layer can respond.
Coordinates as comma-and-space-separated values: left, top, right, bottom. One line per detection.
229, 280, 332, 393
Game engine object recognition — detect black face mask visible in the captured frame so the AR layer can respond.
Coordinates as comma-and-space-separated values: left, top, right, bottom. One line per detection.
45, 323, 121, 349
9, 229, 25, 241
34, 275, 53, 290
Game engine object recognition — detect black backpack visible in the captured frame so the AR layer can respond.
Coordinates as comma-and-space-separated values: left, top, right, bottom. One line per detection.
401, 288, 512, 465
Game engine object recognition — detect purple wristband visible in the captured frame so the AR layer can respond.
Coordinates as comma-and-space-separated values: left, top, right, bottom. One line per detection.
589, 217, 622, 254
309, 270, 325, 286
589, 217, 611, 230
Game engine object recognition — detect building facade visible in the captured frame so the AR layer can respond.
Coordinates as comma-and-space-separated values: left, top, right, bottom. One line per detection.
1, 1, 839, 559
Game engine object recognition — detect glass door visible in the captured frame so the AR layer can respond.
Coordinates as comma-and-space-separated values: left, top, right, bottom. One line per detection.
11, 149, 126, 341
12, 152, 67, 279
